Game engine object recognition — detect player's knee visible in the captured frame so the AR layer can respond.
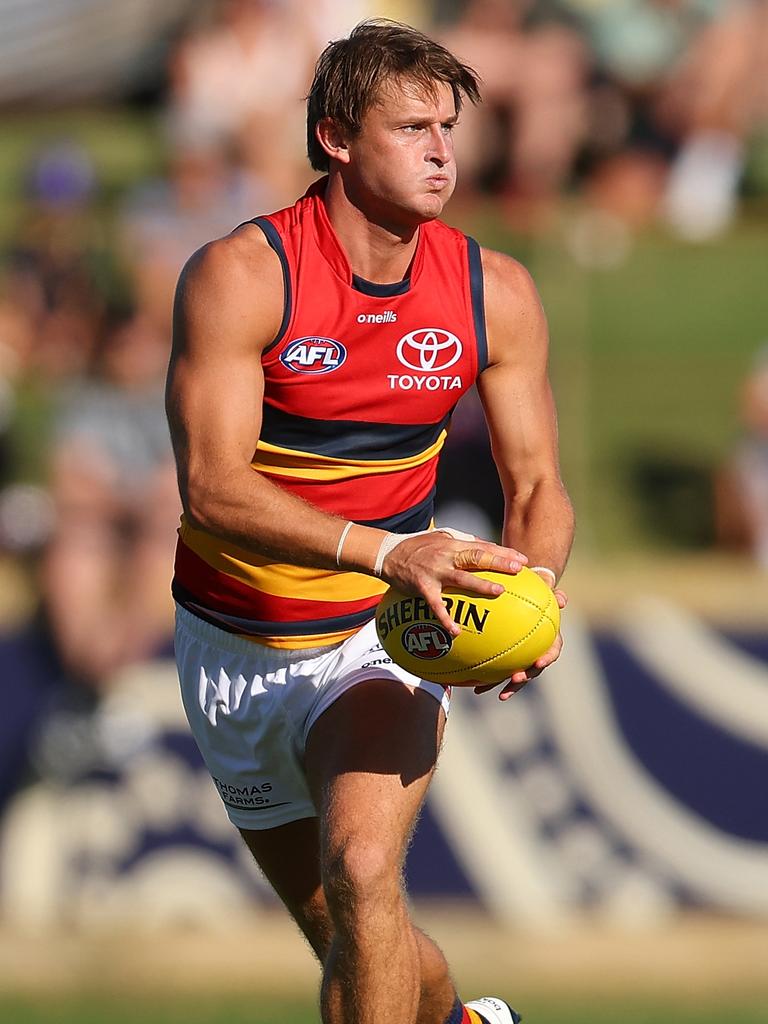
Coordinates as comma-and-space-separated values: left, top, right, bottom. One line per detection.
323, 837, 400, 916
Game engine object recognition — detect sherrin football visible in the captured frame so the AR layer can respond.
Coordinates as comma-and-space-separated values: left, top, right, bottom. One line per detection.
375, 567, 560, 686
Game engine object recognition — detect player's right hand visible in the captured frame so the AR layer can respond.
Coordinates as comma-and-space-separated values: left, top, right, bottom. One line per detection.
379, 531, 528, 637
474, 585, 568, 698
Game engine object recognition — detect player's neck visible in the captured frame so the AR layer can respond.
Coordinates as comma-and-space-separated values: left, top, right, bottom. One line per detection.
324, 172, 420, 285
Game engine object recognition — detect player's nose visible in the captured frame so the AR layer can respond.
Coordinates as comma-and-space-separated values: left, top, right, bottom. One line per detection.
427, 125, 451, 165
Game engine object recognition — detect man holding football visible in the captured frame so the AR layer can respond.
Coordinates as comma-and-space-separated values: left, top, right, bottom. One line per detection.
166, 19, 574, 1024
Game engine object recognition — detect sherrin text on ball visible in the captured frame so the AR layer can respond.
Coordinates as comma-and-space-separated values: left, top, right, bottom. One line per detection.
376, 567, 560, 686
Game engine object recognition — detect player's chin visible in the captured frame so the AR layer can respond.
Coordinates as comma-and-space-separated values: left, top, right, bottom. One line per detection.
419, 185, 454, 217
410, 198, 444, 222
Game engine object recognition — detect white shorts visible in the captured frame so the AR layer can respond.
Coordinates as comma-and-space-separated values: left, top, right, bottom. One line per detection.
174, 605, 451, 830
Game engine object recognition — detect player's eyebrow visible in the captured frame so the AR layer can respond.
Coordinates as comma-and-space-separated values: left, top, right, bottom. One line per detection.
401, 113, 459, 126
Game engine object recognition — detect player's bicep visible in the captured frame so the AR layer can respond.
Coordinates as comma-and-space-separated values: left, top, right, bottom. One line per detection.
476, 250, 561, 494
166, 344, 264, 503
165, 235, 281, 517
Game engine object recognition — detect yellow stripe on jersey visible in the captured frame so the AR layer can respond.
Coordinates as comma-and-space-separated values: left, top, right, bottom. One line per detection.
180, 520, 388, 602
251, 431, 448, 481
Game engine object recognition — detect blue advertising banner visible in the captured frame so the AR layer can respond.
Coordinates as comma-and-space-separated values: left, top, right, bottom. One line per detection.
1, 602, 767, 928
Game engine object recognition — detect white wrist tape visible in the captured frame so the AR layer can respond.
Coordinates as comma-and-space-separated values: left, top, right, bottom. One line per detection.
373, 526, 475, 578
373, 530, 430, 577
531, 565, 557, 587
335, 521, 354, 567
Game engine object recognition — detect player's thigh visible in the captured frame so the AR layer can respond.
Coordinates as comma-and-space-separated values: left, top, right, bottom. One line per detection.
304, 679, 446, 872
239, 816, 332, 960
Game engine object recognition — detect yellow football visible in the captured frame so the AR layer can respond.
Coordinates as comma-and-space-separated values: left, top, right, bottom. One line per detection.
375, 567, 560, 686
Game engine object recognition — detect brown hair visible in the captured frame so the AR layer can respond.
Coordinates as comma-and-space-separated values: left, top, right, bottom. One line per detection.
306, 19, 481, 172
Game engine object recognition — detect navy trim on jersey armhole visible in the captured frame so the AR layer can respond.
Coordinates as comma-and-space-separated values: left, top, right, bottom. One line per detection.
466, 235, 488, 372
252, 216, 292, 352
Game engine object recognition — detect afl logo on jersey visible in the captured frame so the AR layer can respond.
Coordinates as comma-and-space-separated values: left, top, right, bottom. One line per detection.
396, 328, 462, 372
281, 337, 347, 374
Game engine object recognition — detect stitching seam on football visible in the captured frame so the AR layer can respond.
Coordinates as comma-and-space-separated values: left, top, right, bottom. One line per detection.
499, 589, 559, 634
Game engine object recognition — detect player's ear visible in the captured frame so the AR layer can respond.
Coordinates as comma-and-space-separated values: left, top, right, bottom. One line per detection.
315, 117, 351, 165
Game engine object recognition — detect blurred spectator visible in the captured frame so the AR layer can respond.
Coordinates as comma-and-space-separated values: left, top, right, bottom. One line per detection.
0, 142, 121, 505
4, 141, 112, 384
165, 0, 317, 207
438, 0, 768, 239
0, 296, 35, 486
0, 305, 179, 808
661, 0, 768, 239
0, 296, 182, 821
716, 347, 768, 567
305, 0, 374, 48
440, 0, 589, 228
42, 306, 178, 684
569, 0, 768, 239
119, 139, 266, 336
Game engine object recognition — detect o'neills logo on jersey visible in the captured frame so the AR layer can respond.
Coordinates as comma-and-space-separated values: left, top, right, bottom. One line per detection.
389, 328, 463, 391
357, 311, 397, 324
281, 336, 347, 374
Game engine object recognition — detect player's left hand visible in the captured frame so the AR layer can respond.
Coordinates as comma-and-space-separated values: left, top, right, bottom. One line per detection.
474, 586, 568, 700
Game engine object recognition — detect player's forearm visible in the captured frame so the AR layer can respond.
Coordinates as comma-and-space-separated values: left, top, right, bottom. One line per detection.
501, 478, 574, 582
182, 465, 387, 574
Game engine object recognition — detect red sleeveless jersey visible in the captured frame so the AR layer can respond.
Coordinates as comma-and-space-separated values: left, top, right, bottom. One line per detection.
173, 179, 488, 647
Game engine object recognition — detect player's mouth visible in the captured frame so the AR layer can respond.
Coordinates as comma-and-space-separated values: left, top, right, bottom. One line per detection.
425, 175, 450, 189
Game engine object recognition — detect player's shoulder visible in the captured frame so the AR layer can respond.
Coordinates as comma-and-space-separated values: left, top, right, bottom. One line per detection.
173, 222, 284, 346
477, 247, 548, 364
479, 246, 540, 306
179, 220, 279, 294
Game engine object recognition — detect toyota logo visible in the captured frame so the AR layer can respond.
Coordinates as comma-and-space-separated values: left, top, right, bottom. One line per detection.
396, 328, 463, 372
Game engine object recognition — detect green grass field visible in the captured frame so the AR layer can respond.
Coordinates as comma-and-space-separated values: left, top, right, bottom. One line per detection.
2, 993, 767, 1024
4, 913, 766, 1024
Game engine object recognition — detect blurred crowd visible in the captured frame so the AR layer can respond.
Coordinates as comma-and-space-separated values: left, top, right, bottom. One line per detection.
0, 0, 767, 810
443, 0, 768, 239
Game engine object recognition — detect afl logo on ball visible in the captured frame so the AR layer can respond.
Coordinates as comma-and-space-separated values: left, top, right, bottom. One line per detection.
396, 328, 462, 372
401, 622, 453, 660
280, 337, 347, 374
